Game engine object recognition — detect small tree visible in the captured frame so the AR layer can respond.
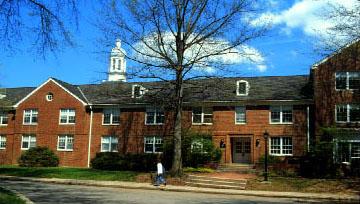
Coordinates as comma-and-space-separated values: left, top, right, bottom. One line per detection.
18, 146, 59, 167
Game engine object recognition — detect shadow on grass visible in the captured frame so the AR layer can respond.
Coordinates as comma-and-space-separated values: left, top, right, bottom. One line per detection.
0, 166, 138, 181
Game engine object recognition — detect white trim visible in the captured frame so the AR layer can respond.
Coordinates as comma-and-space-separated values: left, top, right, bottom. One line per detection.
57, 135, 74, 151
0, 111, 8, 126
145, 107, 164, 125
87, 106, 93, 167
100, 136, 118, 152
21, 135, 36, 150
23, 109, 38, 125
235, 106, 246, 124
59, 109, 76, 125
269, 105, 293, 125
102, 108, 120, 125
192, 106, 213, 125
13, 78, 87, 108
131, 84, 147, 98
0, 135, 6, 149
144, 136, 163, 153
236, 80, 250, 96
269, 136, 293, 156
335, 104, 360, 123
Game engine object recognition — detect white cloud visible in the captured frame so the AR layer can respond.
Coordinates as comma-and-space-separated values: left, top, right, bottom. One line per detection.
132, 32, 267, 72
251, 0, 358, 38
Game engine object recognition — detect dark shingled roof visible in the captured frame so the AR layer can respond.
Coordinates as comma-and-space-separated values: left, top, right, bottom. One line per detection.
0, 87, 35, 106
0, 75, 312, 106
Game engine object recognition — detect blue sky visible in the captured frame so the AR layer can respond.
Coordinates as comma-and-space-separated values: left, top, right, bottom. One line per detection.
0, 0, 355, 87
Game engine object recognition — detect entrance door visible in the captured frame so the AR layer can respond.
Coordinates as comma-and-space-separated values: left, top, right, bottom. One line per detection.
232, 137, 251, 163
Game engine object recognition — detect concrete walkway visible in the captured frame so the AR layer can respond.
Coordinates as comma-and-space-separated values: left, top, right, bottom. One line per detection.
1, 175, 359, 202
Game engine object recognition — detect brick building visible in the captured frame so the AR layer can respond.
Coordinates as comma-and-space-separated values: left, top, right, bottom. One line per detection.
0, 40, 358, 167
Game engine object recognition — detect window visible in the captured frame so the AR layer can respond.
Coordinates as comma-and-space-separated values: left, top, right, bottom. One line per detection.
235, 106, 246, 124
132, 85, 146, 98
192, 107, 213, 124
46, 93, 53, 101
236, 80, 249, 96
336, 72, 360, 90
270, 137, 293, 156
145, 107, 164, 125
336, 104, 360, 123
21, 135, 36, 150
101, 136, 118, 152
337, 141, 360, 162
57, 135, 74, 151
144, 136, 163, 153
103, 108, 120, 125
0, 135, 6, 149
112, 58, 116, 70
0, 111, 8, 125
191, 138, 210, 154
23, 109, 38, 125
270, 106, 293, 124
59, 109, 75, 124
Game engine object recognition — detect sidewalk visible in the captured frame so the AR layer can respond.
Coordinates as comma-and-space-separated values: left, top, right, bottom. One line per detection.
1, 175, 359, 202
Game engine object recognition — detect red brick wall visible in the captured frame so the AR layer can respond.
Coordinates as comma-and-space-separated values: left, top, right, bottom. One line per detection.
1, 80, 90, 167
313, 42, 360, 134
0, 79, 310, 167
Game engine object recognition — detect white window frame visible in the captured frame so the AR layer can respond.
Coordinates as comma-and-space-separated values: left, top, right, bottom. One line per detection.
57, 135, 74, 151
269, 105, 293, 124
269, 137, 293, 156
132, 85, 147, 98
335, 71, 360, 90
235, 106, 246, 124
145, 107, 165, 125
101, 136, 118, 152
59, 109, 76, 124
192, 107, 213, 125
46, 93, 54, 101
236, 80, 250, 96
144, 136, 163, 153
102, 108, 120, 125
335, 104, 360, 123
0, 111, 8, 126
21, 135, 36, 150
0, 135, 6, 149
23, 109, 38, 125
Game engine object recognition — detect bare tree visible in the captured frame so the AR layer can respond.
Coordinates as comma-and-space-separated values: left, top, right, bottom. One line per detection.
315, 0, 360, 54
98, 0, 266, 176
0, 0, 79, 56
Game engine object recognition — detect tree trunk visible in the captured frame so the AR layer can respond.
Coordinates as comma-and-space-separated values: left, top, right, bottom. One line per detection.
170, 70, 183, 176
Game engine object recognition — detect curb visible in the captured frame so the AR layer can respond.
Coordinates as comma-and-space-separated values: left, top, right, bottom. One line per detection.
1, 175, 359, 202
1, 186, 34, 204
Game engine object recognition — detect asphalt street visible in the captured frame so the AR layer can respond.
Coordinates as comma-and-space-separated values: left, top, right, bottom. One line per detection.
0, 180, 348, 204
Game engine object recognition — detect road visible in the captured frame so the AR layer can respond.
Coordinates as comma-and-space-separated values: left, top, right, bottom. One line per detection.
1, 180, 344, 204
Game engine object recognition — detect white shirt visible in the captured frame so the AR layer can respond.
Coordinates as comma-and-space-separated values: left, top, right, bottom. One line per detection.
157, 163, 163, 174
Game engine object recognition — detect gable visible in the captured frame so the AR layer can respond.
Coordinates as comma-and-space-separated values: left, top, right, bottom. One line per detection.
13, 78, 87, 108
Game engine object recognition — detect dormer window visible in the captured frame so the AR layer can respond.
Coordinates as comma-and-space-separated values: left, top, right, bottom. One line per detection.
236, 80, 249, 96
132, 85, 146, 98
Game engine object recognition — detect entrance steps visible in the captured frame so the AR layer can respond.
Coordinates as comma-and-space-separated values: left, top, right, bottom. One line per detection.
185, 174, 247, 190
216, 163, 256, 173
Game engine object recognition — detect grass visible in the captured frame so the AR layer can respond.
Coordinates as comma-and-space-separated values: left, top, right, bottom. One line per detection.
183, 167, 215, 173
247, 176, 360, 194
0, 187, 25, 204
0, 165, 138, 181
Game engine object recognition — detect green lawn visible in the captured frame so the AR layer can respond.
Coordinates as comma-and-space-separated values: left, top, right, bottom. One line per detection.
0, 187, 25, 204
0, 166, 138, 181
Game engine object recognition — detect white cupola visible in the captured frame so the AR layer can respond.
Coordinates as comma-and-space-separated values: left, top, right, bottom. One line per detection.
108, 39, 127, 82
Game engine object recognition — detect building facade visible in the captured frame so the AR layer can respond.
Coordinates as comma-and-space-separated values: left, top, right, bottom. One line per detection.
0, 40, 358, 168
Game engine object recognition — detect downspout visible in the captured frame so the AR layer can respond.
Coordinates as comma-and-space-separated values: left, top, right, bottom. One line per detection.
87, 105, 93, 168
307, 106, 310, 152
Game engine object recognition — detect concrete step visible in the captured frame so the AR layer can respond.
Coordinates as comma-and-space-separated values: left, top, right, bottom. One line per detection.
186, 174, 247, 190
217, 164, 256, 173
